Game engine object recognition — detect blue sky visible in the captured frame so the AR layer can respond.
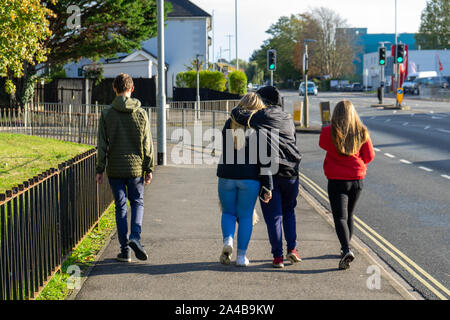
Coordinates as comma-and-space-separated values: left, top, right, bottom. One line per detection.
190, 0, 428, 62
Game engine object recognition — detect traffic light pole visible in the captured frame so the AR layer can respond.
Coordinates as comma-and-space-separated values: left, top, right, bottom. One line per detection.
270, 70, 273, 86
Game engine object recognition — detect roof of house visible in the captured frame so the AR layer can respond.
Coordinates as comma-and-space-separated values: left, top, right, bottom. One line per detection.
167, 0, 211, 18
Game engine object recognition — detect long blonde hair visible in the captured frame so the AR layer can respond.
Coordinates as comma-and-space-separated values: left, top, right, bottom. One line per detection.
331, 100, 369, 156
231, 92, 265, 149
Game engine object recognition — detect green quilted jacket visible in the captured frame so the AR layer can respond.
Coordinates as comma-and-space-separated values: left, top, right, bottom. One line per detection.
96, 96, 154, 178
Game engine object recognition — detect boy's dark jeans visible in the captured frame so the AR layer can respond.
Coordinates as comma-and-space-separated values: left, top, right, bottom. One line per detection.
260, 177, 299, 258
327, 179, 363, 253
108, 177, 145, 253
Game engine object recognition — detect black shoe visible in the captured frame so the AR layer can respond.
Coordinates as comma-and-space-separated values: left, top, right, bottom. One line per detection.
128, 239, 148, 261
116, 251, 131, 262
339, 250, 355, 270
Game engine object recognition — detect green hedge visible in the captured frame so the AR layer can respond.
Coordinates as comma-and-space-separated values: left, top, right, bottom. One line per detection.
228, 70, 247, 95
176, 71, 227, 92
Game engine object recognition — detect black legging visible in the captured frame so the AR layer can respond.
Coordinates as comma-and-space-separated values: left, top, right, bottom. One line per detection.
327, 179, 363, 253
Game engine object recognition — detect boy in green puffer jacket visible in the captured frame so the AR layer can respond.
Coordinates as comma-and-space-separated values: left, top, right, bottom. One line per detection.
96, 73, 154, 262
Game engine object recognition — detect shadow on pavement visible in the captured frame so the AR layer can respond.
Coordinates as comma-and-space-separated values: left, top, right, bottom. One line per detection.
88, 258, 339, 277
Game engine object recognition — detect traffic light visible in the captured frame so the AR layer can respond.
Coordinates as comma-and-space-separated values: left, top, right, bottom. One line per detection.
378, 47, 386, 66
267, 49, 276, 71
395, 44, 405, 64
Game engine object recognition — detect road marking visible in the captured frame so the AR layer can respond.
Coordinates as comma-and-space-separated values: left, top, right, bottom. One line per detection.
373, 148, 381, 152
424, 126, 431, 130
441, 175, 450, 180
298, 172, 450, 300
384, 153, 396, 158
385, 119, 391, 123
400, 159, 412, 164
432, 116, 444, 120
437, 129, 450, 134
419, 166, 433, 172
402, 122, 408, 126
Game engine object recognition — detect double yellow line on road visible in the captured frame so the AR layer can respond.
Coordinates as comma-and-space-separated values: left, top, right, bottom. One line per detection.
299, 172, 449, 300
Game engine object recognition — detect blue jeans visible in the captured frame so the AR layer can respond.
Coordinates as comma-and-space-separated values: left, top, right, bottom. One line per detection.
108, 177, 145, 253
218, 178, 260, 252
260, 177, 299, 258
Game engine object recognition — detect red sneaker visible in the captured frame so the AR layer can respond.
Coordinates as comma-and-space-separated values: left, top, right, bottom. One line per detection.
272, 257, 284, 268
287, 249, 302, 263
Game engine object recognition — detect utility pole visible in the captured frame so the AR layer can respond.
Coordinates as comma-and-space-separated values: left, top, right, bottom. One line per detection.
235, 0, 238, 70
226, 34, 233, 63
394, 0, 399, 107
157, 0, 166, 165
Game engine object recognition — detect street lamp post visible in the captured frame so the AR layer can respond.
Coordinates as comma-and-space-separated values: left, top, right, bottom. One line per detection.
303, 39, 316, 128
157, 0, 166, 165
196, 54, 203, 120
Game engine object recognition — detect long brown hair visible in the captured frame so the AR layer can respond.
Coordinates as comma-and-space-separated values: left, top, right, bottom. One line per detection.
231, 92, 265, 149
331, 100, 369, 156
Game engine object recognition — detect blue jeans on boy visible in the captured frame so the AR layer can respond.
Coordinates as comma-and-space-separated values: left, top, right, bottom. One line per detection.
218, 178, 260, 253
108, 177, 145, 253
260, 177, 299, 258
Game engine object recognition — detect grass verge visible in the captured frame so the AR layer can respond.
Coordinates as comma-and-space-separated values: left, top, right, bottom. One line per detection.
0, 133, 92, 194
36, 203, 116, 300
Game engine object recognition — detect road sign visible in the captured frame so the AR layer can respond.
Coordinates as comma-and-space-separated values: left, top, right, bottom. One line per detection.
397, 88, 404, 104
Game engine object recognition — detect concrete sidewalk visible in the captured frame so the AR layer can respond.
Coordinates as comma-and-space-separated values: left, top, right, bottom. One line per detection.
73, 164, 414, 300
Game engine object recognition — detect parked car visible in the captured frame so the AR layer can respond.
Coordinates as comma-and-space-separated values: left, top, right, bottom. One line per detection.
403, 71, 439, 94
405, 76, 450, 95
343, 84, 353, 92
299, 81, 318, 96
351, 83, 363, 92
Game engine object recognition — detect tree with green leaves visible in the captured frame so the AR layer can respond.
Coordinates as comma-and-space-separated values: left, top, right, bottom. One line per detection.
294, 8, 359, 79
250, 15, 304, 86
0, 0, 55, 96
3, 0, 171, 105
415, 0, 449, 49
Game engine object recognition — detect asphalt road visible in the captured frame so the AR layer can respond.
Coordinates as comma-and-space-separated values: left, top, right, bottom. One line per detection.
282, 90, 450, 300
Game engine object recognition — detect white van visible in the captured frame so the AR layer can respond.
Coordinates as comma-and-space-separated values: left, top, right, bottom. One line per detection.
403, 71, 438, 94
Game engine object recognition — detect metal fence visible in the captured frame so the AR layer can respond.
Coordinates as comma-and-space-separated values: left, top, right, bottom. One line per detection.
0, 101, 233, 148
0, 149, 114, 300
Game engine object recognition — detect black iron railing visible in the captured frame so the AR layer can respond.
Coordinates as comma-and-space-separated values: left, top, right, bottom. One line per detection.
0, 149, 114, 300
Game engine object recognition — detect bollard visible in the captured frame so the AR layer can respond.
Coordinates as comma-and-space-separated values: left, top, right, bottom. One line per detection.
293, 101, 302, 126
319, 101, 331, 127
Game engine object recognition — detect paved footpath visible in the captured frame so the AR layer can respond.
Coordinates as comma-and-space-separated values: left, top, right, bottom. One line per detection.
73, 163, 417, 300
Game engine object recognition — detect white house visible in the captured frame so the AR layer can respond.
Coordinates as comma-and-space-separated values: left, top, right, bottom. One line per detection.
63, 0, 211, 99
141, 0, 211, 97
363, 49, 450, 88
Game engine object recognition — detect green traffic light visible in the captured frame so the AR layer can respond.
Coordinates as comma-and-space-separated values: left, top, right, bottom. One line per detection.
379, 59, 385, 65
397, 57, 403, 63
269, 64, 275, 70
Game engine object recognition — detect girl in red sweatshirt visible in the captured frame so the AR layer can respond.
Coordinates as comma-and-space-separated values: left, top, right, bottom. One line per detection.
319, 100, 375, 270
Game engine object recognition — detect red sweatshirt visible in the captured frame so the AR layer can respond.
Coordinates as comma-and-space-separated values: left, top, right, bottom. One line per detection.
319, 125, 375, 180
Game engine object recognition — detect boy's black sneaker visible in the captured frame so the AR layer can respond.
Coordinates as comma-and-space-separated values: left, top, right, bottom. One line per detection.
339, 250, 355, 270
128, 239, 148, 261
116, 251, 131, 263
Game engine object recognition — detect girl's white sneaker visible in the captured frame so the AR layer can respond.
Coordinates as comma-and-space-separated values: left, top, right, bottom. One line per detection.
236, 255, 249, 267
220, 244, 233, 265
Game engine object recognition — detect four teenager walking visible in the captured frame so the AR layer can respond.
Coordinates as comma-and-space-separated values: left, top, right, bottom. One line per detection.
97, 74, 374, 270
